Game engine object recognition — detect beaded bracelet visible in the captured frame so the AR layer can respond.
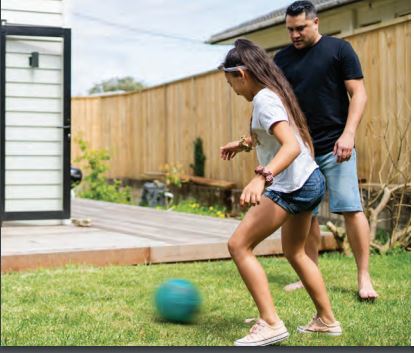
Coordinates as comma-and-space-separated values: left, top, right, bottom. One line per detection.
238, 136, 253, 152
254, 165, 273, 186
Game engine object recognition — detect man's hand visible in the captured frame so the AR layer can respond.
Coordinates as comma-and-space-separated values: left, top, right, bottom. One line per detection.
240, 175, 265, 207
220, 140, 243, 160
333, 131, 355, 163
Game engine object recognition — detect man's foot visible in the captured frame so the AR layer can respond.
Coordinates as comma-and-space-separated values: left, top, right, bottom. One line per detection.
358, 287, 378, 301
283, 280, 304, 292
234, 319, 289, 346
297, 316, 342, 336
358, 273, 378, 301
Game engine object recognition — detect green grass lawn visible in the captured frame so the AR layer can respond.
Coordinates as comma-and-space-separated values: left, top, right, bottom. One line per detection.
1, 251, 410, 346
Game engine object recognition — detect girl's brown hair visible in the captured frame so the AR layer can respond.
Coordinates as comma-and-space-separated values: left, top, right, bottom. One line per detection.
222, 39, 314, 156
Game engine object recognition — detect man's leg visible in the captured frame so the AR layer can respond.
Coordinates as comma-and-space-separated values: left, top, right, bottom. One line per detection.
283, 216, 321, 292
306, 217, 321, 264
323, 149, 377, 300
343, 211, 378, 299
285, 150, 378, 299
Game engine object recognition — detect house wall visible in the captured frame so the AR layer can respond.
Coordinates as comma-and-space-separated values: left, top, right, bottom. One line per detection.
1, 1, 66, 216
214, 0, 410, 50
1, 0, 65, 27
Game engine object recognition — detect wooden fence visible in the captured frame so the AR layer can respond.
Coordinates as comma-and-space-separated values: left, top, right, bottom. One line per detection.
72, 17, 410, 188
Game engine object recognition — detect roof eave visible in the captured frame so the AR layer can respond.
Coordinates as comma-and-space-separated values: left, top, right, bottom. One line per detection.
207, 0, 362, 44
208, 16, 285, 44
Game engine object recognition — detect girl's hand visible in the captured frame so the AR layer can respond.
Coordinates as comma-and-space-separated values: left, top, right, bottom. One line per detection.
240, 175, 266, 207
220, 140, 242, 160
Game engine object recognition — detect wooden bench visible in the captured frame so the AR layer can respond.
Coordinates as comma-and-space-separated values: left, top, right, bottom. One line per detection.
143, 171, 236, 190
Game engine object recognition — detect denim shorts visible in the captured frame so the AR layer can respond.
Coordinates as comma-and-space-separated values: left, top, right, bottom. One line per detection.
263, 168, 326, 215
313, 149, 363, 215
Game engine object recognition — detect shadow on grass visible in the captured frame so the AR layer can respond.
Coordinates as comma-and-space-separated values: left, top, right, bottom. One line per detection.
151, 312, 260, 345
326, 286, 377, 304
328, 286, 356, 295
152, 313, 201, 326
267, 273, 298, 287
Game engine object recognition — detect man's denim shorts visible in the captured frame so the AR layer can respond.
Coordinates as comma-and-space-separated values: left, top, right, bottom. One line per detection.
313, 149, 363, 215
263, 168, 325, 215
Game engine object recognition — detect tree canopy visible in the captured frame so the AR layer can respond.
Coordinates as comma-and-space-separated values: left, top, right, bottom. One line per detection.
88, 76, 145, 94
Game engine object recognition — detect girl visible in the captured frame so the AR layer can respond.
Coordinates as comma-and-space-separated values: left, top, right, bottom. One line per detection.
219, 39, 341, 346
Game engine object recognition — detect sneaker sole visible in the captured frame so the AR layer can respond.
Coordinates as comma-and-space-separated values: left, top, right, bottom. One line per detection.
234, 331, 290, 346
297, 327, 342, 336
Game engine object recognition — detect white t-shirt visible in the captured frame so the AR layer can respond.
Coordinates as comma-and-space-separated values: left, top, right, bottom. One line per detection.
252, 88, 318, 193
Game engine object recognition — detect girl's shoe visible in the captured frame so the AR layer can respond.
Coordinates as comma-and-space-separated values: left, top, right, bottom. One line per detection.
297, 316, 342, 336
234, 318, 289, 346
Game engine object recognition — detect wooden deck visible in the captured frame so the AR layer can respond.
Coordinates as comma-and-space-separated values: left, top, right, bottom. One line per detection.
1, 199, 338, 272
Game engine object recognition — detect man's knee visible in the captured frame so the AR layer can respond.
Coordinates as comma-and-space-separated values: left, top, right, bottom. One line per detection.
284, 249, 307, 265
308, 217, 321, 240
343, 211, 367, 222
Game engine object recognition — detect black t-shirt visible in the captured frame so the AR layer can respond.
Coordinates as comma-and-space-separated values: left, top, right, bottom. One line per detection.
274, 36, 363, 156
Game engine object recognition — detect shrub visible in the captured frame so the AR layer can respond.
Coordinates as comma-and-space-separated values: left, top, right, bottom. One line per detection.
75, 139, 131, 204
190, 137, 206, 177
161, 163, 184, 188
156, 198, 226, 218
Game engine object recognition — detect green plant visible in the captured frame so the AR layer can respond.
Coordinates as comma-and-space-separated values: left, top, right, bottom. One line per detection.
190, 137, 206, 177
88, 76, 145, 94
75, 139, 131, 204
156, 198, 227, 218
161, 163, 184, 188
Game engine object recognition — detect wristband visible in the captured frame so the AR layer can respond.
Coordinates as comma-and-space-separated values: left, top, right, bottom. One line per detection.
254, 165, 274, 186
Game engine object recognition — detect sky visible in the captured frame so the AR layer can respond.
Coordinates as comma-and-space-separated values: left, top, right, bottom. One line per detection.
66, 0, 293, 95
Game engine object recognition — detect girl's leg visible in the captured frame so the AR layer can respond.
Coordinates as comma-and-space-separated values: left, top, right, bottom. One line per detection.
281, 211, 336, 323
283, 217, 321, 292
228, 196, 290, 325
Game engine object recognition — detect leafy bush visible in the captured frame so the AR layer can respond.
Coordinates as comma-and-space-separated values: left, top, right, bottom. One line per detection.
161, 163, 184, 188
75, 139, 131, 204
88, 76, 145, 94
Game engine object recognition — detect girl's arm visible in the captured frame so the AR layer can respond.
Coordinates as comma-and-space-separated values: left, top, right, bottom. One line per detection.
265, 121, 301, 176
240, 121, 300, 207
220, 136, 253, 160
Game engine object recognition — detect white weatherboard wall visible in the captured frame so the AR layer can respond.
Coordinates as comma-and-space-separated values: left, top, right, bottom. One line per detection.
2, 0, 67, 220
5, 36, 64, 213
1, 0, 64, 27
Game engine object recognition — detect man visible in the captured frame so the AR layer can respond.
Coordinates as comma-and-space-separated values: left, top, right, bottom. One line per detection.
274, 0, 377, 299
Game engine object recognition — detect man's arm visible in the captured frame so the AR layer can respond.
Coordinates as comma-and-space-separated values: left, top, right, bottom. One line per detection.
333, 78, 367, 163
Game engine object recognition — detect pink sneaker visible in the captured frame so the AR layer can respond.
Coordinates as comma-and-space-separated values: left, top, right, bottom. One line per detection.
297, 316, 342, 336
234, 318, 289, 346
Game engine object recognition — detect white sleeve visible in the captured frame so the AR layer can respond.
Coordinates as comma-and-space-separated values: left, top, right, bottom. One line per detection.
256, 94, 289, 135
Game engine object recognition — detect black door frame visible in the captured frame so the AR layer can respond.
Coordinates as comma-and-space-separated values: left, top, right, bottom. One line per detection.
0, 25, 71, 221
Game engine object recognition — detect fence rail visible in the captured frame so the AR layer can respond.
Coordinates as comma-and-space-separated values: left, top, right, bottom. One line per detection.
72, 18, 410, 188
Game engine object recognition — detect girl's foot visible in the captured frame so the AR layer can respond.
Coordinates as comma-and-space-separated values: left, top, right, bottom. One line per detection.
234, 319, 289, 346
297, 316, 342, 336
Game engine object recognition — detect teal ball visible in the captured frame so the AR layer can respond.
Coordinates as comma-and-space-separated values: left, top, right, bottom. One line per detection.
155, 279, 201, 323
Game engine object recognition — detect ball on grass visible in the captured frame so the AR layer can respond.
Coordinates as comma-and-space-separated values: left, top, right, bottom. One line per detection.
155, 279, 201, 323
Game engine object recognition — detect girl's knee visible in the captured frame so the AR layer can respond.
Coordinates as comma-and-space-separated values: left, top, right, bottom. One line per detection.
228, 235, 249, 257
227, 237, 239, 256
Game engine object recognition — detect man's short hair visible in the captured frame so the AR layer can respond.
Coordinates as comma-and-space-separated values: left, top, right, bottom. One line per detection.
286, 1, 317, 18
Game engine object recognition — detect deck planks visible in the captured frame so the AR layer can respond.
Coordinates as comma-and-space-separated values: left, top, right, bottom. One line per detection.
1, 198, 338, 272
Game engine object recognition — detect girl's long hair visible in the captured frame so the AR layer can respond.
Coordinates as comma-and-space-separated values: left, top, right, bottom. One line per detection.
222, 39, 314, 156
